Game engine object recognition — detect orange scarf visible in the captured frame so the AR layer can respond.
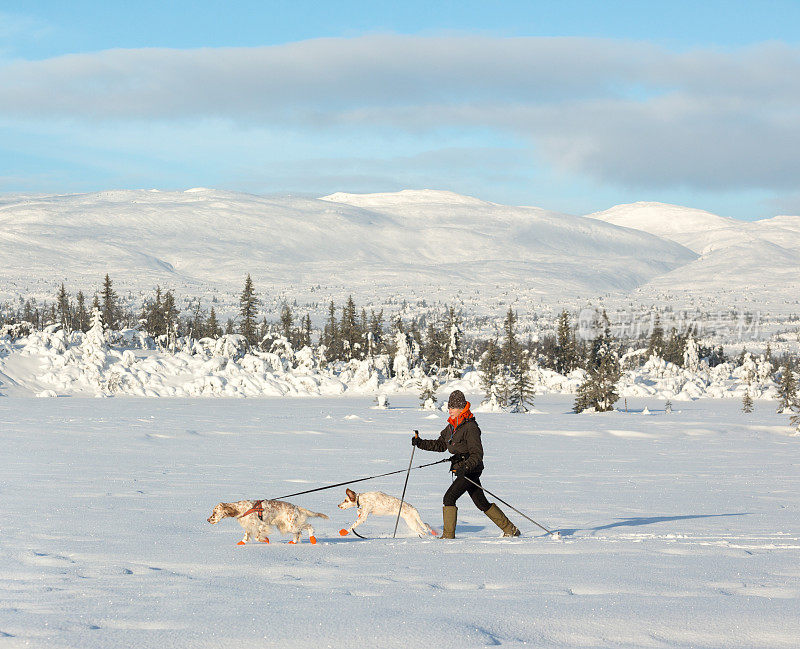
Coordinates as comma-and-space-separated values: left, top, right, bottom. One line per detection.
447, 402, 474, 429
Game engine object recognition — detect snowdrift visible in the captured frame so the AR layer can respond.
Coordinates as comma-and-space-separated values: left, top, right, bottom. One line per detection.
0, 326, 780, 403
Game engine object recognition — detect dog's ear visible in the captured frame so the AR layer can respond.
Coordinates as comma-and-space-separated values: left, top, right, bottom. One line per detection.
221, 503, 238, 518
346, 488, 356, 501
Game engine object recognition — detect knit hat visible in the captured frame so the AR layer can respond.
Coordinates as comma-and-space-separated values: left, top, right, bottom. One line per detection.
447, 389, 467, 409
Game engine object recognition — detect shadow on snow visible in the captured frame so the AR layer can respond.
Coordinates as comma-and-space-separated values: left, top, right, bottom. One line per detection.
556, 512, 750, 537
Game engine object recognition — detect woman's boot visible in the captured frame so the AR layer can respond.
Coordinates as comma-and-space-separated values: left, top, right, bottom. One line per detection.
484, 503, 521, 537
440, 506, 457, 539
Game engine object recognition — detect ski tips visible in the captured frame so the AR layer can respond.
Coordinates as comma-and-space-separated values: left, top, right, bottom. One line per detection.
236, 541, 246, 545
309, 536, 317, 544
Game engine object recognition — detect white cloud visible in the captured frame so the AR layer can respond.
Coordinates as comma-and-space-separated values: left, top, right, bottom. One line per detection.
2, 35, 799, 191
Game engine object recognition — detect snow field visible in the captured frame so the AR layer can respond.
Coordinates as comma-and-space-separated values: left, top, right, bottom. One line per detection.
1, 395, 798, 648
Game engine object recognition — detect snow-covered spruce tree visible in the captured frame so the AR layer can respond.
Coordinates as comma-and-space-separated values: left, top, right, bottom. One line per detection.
479, 338, 502, 407
205, 306, 222, 338
339, 296, 360, 360
683, 332, 700, 373
80, 308, 109, 392
501, 307, 519, 369
238, 274, 260, 346
392, 328, 413, 382
407, 317, 423, 352
161, 290, 180, 350
555, 310, 577, 374
757, 350, 771, 378
418, 375, 438, 410
56, 283, 71, 333
100, 274, 118, 331
360, 307, 368, 347
573, 367, 595, 413
187, 300, 206, 339
74, 291, 89, 333
298, 313, 312, 349
646, 312, 665, 358
82, 307, 107, 360
369, 309, 384, 355
777, 361, 797, 413
494, 307, 522, 406
742, 383, 754, 413
574, 311, 620, 413
663, 327, 687, 366
508, 351, 535, 413
444, 306, 464, 378
323, 300, 340, 361
423, 316, 446, 371
280, 303, 294, 346
143, 286, 164, 337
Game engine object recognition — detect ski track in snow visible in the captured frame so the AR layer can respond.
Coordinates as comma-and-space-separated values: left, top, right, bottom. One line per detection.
1, 394, 798, 648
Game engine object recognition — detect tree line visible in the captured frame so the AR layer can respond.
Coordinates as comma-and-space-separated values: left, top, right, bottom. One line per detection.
3, 274, 797, 418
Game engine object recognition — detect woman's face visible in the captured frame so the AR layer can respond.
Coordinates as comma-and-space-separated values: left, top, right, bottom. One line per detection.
448, 406, 461, 417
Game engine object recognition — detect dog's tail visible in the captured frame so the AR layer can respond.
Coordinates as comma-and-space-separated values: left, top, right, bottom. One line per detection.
299, 507, 329, 520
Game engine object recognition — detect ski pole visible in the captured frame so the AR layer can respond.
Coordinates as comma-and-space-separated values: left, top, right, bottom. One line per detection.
462, 475, 557, 536
271, 457, 450, 501
393, 430, 417, 538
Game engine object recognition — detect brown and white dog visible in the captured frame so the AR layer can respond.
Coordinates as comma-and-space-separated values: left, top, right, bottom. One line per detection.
338, 488, 437, 537
207, 499, 329, 545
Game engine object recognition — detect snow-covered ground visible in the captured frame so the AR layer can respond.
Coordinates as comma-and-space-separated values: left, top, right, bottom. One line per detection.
2, 394, 798, 648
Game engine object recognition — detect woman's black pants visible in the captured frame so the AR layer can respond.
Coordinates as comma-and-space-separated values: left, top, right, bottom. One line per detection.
443, 471, 491, 512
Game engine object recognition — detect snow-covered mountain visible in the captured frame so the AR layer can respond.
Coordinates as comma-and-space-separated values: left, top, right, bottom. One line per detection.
586, 201, 800, 302
0, 189, 695, 310
586, 202, 737, 252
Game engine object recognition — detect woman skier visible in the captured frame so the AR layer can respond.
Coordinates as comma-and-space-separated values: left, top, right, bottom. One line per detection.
412, 389, 520, 539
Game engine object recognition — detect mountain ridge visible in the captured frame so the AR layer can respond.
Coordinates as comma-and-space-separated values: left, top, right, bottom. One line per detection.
0, 188, 696, 311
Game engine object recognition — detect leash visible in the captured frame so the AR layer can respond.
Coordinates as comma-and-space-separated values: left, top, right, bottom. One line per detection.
269, 457, 451, 501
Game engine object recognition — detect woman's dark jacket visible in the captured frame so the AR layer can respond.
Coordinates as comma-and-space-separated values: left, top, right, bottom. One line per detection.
416, 416, 484, 474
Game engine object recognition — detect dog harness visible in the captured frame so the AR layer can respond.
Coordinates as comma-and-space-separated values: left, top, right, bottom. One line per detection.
238, 500, 265, 520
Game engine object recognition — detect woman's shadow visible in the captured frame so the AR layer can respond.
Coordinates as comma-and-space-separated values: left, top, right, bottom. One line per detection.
556, 512, 750, 537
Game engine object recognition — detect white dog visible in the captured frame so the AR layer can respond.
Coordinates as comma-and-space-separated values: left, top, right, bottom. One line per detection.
208, 499, 328, 545
338, 488, 437, 537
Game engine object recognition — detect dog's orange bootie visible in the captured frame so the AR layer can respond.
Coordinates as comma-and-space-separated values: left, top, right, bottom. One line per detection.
259, 538, 270, 544
431, 529, 438, 536
288, 540, 297, 544
339, 529, 349, 536
236, 541, 246, 545
309, 536, 317, 544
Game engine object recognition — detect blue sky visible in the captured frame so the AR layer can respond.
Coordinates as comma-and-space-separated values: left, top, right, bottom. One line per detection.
2, 1, 800, 218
